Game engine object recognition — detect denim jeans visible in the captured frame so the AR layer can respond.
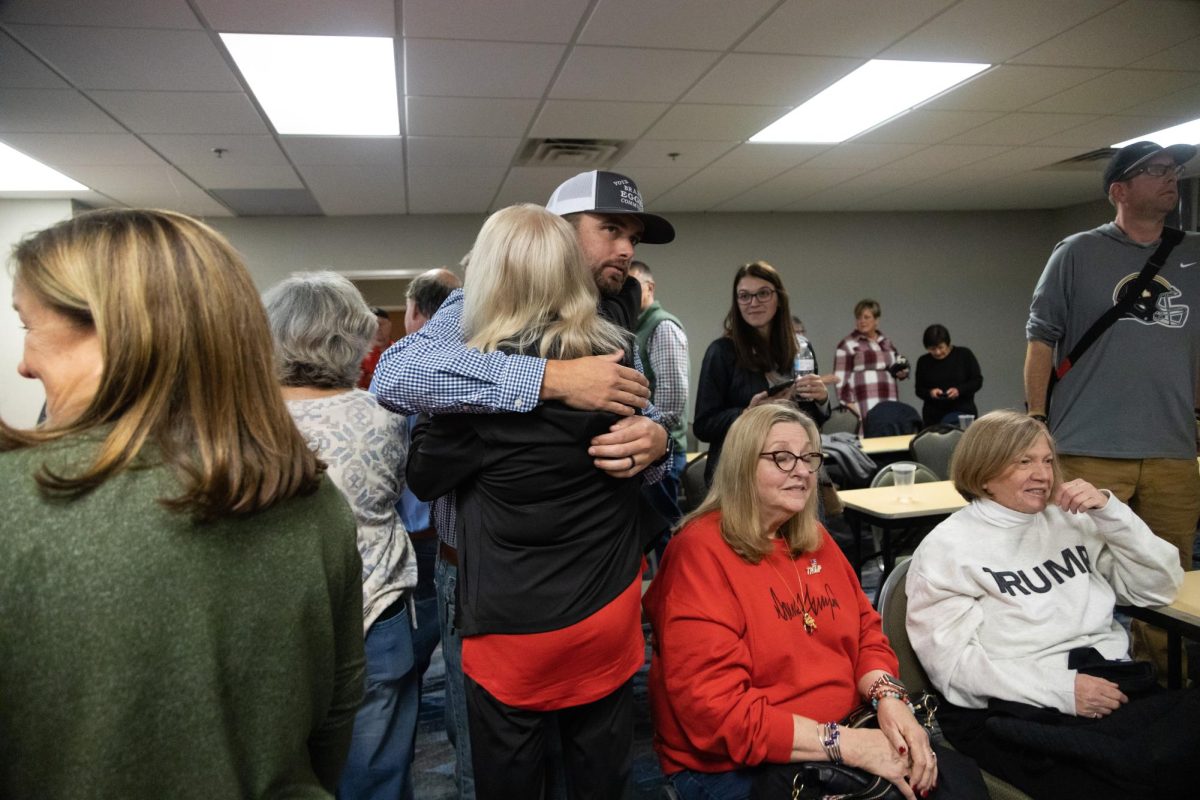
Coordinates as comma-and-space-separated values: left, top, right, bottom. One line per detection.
411, 536, 441, 685
669, 768, 753, 800
338, 606, 418, 800
435, 552, 475, 800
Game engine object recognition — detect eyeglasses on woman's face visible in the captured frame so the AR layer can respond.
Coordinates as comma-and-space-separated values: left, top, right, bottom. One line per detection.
736, 287, 777, 305
759, 450, 824, 473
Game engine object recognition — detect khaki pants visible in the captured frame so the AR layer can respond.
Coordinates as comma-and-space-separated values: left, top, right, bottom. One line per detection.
1059, 455, 1200, 681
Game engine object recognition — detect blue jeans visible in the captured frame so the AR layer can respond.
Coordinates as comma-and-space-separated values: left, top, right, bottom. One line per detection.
338, 606, 418, 800
669, 768, 753, 800
411, 536, 441, 685
436, 553, 475, 800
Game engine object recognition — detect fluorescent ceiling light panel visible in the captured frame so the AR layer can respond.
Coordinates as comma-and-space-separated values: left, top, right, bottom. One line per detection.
221, 33, 399, 136
1114, 118, 1200, 148
749, 60, 990, 144
0, 141, 88, 191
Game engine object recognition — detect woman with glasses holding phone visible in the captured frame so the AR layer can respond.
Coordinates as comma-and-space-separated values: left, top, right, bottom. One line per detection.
645, 405, 959, 800
694, 260, 829, 486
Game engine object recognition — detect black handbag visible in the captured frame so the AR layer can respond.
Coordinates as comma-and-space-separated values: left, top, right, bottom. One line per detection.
749, 694, 942, 800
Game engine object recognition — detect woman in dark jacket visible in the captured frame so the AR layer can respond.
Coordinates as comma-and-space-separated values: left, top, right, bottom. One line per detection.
693, 260, 829, 485
914, 324, 983, 427
406, 204, 665, 800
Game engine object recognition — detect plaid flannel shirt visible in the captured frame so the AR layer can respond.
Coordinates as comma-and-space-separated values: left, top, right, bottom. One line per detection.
834, 330, 902, 416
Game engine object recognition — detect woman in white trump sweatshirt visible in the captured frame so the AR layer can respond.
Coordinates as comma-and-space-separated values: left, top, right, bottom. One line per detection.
906, 410, 1194, 800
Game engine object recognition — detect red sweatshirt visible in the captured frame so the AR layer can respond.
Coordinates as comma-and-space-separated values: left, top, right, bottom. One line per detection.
643, 510, 897, 775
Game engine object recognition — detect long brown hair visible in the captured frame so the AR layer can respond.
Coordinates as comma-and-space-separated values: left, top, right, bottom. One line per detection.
724, 260, 797, 373
1, 208, 323, 519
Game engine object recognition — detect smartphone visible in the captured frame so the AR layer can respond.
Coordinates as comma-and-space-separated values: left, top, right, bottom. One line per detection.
767, 379, 794, 396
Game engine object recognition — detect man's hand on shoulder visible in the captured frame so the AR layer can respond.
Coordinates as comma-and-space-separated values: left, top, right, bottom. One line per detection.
588, 415, 667, 477
541, 351, 650, 416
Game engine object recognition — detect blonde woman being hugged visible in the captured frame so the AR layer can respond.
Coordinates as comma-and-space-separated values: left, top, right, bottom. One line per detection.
406, 204, 667, 800
1, 210, 364, 800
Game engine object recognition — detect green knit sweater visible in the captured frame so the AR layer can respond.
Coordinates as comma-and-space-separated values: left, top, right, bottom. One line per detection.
0, 435, 365, 800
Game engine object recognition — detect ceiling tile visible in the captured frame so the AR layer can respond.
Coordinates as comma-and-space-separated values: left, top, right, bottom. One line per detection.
492, 166, 590, 207
530, 100, 666, 139
1012, 0, 1200, 68
180, 162, 303, 190
1121, 83, 1200, 118
651, 166, 781, 211
405, 96, 540, 137
211, 188, 321, 215
301, 164, 406, 214
402, 0, 589, 42
708, 143, 831, 171
714, 167, 862, 210
1024, 69, 1200, 114
946, 112, 1100, 145
1126, 34, 1200, 71
0, 0, 200, 28
683, 53, 860, 105
58, 163, 224, 209
1032, 114, 1190, 148
880, 144, 1011, 171
882, 0, 1121, 61
7, 25, 241, 91
614, 140, 737, 170
580, 0, 777, 50
612, 166, 699, 202
550, 47, 720, 103
407, 165, 504, 213
642, 104, 789, 141
196, 0, 395, 36
799, 142, 926, 169
404, 39, 563, 98
280, 136, 404, 165
406, 137, 521, 168
143, 134, 291, 166
922, 65, 1108, 112
738, 0, 954, 57
947, 145, 1096, 176
90, 91, 269, 134
0, 88, 124, 133
0, 133, 165, 166
853, 109, 1002, 144
0, 30, 69, 89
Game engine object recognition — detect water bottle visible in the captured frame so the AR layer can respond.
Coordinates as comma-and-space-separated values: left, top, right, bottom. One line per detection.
793, 338, 816, 377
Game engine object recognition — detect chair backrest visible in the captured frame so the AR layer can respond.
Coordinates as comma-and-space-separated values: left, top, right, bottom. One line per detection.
875, 557, 932, 693
909, 425, 964, 481
863, 400, 922, 438
822, 405, 861, 435
870, 461, 940, 488
679, 452, 708, 515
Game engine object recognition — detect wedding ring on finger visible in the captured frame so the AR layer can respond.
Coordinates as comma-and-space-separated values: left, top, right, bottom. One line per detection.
628, 455, 636, 470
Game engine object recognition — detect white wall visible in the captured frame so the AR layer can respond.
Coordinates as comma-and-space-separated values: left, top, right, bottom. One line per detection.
210, 205, 1115, 420
0, 199, 74, 427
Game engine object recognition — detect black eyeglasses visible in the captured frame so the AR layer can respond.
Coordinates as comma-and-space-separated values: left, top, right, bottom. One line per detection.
1123, 163, 1184, 181
760, 450, 825, 473
736, 287, 777, 305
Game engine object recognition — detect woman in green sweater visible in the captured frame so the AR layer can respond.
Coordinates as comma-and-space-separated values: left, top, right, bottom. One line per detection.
0, 209, 365, 800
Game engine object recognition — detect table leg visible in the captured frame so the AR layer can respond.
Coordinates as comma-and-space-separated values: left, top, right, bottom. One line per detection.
1168, 629, 1182, 691
850, 512, 863, 579
880, 523, 894, 584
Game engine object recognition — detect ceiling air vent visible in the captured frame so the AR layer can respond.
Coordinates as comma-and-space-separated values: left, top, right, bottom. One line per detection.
519, 138, 627, 168
1037, 147, 1117, 172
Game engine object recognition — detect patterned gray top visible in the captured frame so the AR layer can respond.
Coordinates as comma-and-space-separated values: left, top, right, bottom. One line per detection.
287, 390, 417, 632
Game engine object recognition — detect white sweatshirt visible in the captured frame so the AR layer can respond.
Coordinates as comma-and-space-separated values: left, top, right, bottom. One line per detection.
905, 494, 1182, 715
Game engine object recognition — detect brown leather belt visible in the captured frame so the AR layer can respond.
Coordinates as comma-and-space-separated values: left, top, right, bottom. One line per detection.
438, 540, 459, 567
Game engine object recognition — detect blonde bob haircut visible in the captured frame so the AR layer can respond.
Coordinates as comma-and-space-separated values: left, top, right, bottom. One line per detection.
1, 208, 322, 519
951, 410, 1062, 502
462, 203, 628, 360
682, 404, 822, 563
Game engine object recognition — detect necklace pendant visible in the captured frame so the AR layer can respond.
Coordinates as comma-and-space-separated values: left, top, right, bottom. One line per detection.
807, 558, 822, 575
803, 612, 818, 635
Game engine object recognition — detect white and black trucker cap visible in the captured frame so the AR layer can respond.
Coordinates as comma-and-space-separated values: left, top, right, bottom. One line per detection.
546, 170, 675, 244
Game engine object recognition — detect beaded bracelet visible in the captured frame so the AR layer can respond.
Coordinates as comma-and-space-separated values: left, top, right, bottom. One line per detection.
867, 673, 914, 711
820, 721, 843, 764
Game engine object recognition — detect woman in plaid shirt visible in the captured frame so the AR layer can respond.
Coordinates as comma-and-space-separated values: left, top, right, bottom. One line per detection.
833, 299, 909, 418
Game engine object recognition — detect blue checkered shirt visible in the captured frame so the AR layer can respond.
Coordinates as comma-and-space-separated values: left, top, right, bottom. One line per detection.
372, 288, 670, 548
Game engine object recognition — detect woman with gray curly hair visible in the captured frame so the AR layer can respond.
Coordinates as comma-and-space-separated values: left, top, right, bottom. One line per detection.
263, 270, 418, 800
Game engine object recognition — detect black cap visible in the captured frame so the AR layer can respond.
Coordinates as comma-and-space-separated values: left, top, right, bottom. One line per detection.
1103, 141, 1197, 194
545, 170, 675, 244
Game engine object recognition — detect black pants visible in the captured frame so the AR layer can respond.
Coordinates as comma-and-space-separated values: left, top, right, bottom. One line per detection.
464, 675, 633, 800
940, 688, 1200, 800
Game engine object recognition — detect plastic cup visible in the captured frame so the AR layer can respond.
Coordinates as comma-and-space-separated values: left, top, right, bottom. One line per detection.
892, 463, 916, 502
958, 414, 975, 430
